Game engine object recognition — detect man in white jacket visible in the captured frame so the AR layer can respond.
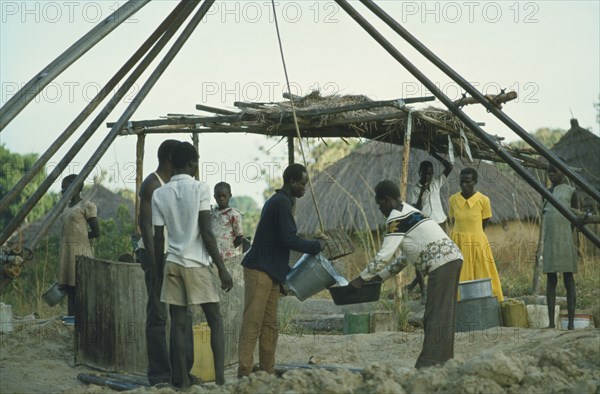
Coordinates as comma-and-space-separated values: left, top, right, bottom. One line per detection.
350, 180, 463, 368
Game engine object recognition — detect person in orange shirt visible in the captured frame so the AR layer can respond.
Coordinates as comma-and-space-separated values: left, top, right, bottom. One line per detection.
448, 167, 504, 302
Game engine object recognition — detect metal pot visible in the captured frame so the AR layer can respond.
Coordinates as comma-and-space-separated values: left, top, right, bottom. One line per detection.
458, 278, 492, 300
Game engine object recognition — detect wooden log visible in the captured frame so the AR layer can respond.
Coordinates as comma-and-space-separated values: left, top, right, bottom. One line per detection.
0, 1, 192, 247
75, 257, 147, 374
108, 113, 247, 129
283, 92, 303, 101
271, 97, 433, 119
24, 0, 209, 251
0, 0, 151, 131
195, 104, 238, 115
453, 91, 518, 109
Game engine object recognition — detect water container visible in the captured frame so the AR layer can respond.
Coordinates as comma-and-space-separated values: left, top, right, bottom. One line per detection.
42, 282, 66, 307
501, 299, 528, 328
192, 323, 215, 382
286, 253, 348, 301
526, 304, 560, 328
455, 296, 501, 332
343, 313, 370, 334
0, 303, 14, 333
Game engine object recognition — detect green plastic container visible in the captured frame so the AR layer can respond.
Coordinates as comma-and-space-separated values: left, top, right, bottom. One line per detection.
343, 313, 370, 334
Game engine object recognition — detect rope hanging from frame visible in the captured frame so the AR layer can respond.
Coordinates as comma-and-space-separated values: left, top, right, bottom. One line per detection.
270, 0, 326, 234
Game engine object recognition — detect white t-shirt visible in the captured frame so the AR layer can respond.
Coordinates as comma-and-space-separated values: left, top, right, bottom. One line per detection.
408, 174, 447, 224
152, 174, 212, 267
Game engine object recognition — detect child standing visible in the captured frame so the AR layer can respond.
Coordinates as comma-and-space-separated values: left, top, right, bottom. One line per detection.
210, 182, 244, 366
210, 182, 244, 261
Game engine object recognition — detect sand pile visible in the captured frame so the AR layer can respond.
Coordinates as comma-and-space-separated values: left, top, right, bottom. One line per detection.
1, 318, 598, 393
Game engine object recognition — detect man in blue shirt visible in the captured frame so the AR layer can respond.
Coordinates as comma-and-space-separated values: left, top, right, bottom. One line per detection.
238, 163, 323, 377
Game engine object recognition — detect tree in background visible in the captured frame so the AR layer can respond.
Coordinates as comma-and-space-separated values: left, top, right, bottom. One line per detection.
509, 127, 566, 151
259, 138, 362, 200
230, 196, 261, 238
0, 145, 58, 230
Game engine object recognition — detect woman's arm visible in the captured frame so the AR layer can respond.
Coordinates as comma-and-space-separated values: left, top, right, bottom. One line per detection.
87, 217, 100, 238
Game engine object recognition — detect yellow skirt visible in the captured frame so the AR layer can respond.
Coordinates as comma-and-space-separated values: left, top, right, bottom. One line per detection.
451, 231, 504, 302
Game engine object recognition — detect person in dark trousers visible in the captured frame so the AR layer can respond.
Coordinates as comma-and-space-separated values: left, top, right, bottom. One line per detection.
137, 139, 181, 386
406, 151, 453, 303
153, 142, 233, 389
350, 180, 463, 368
237, 163, 324, 378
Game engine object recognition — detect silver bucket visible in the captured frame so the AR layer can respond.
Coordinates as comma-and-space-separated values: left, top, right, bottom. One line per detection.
42, 282, 66, 307
286, 253, 348, 301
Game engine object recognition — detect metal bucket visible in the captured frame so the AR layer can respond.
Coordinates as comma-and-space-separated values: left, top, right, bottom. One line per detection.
458, 278, 492, 300
286, 253, 348, 301
42, 282, 66, 307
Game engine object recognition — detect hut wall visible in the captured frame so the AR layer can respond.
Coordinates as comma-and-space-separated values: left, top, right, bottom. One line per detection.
75, 256, 147, 374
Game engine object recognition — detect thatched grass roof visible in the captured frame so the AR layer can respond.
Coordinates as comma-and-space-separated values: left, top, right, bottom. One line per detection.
118, 91, 545, 168
295, 141, 541, 234
551, 119, 600, 211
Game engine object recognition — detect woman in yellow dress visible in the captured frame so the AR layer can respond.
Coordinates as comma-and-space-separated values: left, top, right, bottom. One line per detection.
448, 168, 504, 301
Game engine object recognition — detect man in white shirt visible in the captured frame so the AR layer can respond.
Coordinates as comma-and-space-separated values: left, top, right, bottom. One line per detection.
406, 151, 453, 302
351, 180, 463, 368
152, 142, 233, 388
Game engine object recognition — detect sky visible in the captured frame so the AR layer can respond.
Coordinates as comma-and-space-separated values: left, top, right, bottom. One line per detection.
1, 0, 599, 204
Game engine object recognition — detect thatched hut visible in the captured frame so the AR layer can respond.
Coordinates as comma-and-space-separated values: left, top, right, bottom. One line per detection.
551, 119, 600, 213
296, 141, 540, 234
550, 119, 600, 257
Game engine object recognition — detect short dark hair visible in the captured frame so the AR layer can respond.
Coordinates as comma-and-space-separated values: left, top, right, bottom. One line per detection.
375, 180, 400, 200
157, 139, 180, 164
171, 142, 198, 170
283, 163, 307, 184
63, 174, 83, 192
419, 160, 433, 172
460, 167, 478, 182
214, 182, 231, 193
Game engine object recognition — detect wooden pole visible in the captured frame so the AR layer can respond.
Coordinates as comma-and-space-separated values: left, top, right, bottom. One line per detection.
21, 0, 213, 252
359, 0, 600, 205
0, 0, 199, 247
135, 133, 145, 233
192, 133, 200, 180
287, 137, 295, 164
0, 0, 151, 131
396, 111, 413, 299
336, 0, 600, 248
0, 0, 184, 214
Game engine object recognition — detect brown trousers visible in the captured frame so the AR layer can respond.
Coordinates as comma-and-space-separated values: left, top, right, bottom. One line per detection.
415, 258, 463, 368
238, 268, 279, 377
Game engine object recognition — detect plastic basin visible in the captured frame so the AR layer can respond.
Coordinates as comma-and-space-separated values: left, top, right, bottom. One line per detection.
329, 281, 383, 305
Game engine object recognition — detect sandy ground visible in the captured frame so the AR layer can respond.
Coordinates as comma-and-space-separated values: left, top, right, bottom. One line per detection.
1, 314, 599, 394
